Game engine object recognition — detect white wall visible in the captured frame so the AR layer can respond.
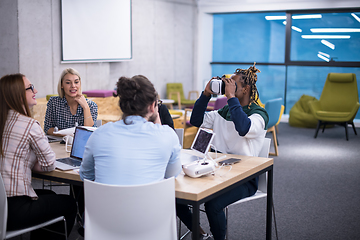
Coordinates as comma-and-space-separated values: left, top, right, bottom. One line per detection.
0, 0, 197, 99
0, 0, 19, 75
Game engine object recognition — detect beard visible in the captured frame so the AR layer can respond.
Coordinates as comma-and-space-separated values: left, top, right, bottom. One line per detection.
148, 111, 158, 123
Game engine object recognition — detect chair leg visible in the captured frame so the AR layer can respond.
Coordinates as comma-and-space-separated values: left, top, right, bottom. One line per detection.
275, 125, 279, 146
351, 122, 357, 135
225, 207, 228, 240
345, 122, 349, 141
322, 122, 326, 133
314, 121, 321, 138
269, 127, 278, 156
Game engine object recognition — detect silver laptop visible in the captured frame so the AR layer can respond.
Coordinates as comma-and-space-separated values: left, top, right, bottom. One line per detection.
180, 128, 215, 165
56, 127, 94, 170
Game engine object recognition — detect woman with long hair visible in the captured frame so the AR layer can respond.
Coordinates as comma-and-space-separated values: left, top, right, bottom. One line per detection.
0, 73, 77, 239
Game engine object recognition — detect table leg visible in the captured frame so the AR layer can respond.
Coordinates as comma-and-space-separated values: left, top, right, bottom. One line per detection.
192, 203, 200, 240
266, 168, 273, 240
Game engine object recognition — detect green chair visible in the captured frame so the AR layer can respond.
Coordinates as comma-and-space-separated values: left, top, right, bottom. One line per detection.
46, 94, 58, 101
289, 94, 318, 128
166, 83, 198, 109
308, 73, 360, 140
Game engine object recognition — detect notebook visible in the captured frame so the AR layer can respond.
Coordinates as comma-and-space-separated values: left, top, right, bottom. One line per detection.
46, 135, 63, 143
56, 127, 94, 170
180, 128, 215, 165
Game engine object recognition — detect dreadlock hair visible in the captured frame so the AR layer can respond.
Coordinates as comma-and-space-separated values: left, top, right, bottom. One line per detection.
114, 75, 157, 124
234, 62, 261, 107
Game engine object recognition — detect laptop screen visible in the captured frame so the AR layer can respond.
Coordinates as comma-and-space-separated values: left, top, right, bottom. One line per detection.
191, 128, 215, 155
70, 127, 94, 160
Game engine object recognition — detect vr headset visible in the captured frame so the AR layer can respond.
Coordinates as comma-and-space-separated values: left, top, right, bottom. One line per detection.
210, 75, 237, 95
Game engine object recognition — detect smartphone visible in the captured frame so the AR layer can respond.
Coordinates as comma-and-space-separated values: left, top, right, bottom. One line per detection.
219, 158, 241, 165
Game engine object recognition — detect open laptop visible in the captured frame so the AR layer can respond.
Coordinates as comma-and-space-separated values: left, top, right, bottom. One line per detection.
56, 127, 94, 170
180, 128, 215, 166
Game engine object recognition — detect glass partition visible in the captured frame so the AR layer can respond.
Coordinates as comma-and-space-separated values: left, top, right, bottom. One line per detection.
290, 12, 360, 62
213, 12, 286, 63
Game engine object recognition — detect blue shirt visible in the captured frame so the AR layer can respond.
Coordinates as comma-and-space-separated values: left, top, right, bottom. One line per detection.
44, 96, 98, 134
79, 115, 182, 185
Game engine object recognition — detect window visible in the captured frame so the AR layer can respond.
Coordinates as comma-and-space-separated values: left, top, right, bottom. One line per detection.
290, 12, 360, 62
213, 12, 285, 63
211, 10, 360, 120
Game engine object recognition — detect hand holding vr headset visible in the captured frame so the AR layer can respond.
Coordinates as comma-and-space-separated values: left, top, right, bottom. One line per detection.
204, 75, 238, 99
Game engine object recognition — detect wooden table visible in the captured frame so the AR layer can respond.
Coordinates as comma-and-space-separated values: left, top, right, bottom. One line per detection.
33, 143, 274, 240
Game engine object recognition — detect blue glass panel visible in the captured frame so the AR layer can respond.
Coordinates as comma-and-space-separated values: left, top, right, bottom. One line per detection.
290, 12, 360, 62
211, 64, 286, 106
287, 66, 360, 119
213, 12, 286, 63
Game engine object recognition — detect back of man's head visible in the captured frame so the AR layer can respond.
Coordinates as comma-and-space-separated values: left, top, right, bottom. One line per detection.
115, 75, 157, 120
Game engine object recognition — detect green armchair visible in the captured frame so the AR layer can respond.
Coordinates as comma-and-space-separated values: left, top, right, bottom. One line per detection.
289, 94, 318, 128
166, 83, 199, 109
308, 73, 360, 140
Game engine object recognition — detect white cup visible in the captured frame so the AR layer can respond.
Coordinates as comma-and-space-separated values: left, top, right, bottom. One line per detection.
63, 135, 74, 152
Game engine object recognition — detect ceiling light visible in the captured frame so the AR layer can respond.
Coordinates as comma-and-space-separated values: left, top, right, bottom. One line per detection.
311, 28, 360, 33
265, 16, 286, 20
283, 21, 286, 25
317, 54, 329, 62
318, 51, 330, 58
351, 13, 360, 23
292, 14, 322, 19
291, 26, 302, 32
321, 40, 335, 50
302, 35, 350, 39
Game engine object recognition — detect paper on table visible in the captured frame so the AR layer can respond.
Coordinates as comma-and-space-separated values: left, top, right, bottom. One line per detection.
53, 126, 97, 136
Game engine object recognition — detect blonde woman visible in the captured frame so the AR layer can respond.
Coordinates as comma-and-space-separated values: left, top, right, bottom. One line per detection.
44, 67, 98, 135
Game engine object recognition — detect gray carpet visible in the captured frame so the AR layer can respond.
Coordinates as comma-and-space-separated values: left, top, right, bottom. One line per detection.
13, 122, 360, 240
181, 123, 360, 240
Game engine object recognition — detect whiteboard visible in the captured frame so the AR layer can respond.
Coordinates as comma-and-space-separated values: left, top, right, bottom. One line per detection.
61, 0, 132, 62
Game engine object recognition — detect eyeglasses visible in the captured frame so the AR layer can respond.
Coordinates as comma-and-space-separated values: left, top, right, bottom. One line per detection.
157, 99, 163, 107
25, 84, 35, 93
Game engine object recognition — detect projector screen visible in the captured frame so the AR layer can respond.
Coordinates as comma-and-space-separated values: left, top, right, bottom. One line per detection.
61, 0, 132, 62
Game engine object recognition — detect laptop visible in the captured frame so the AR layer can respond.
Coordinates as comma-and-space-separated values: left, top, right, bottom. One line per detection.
56, 127, 94, 170
180, 128, 215, 166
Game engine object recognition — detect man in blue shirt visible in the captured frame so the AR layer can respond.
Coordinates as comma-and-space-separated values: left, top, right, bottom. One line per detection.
80, 75, 181, 185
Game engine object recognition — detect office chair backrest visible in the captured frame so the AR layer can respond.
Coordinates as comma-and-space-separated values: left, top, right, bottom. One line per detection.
0, 174, 7, 240
213, 96, 228, 110
320, 73, 358, 112
84, 177, 177, 240
167, 83, 185, 101
265, 98, 283, 128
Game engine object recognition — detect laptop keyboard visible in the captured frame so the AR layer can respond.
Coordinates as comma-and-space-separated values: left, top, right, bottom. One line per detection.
57, 158, 81, 167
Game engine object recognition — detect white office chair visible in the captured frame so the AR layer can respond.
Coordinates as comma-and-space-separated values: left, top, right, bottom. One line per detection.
0, 173, 67, 240
84, 177, 177, 240
224, 137, 271, 239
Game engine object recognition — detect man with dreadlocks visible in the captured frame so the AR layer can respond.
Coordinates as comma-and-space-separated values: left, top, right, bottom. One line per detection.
177, 64, 269, 240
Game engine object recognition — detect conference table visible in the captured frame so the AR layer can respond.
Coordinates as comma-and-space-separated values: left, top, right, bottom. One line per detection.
33, 142, 274, 240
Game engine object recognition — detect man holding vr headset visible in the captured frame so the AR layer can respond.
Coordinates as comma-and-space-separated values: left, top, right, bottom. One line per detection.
177, 64, 269, 240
